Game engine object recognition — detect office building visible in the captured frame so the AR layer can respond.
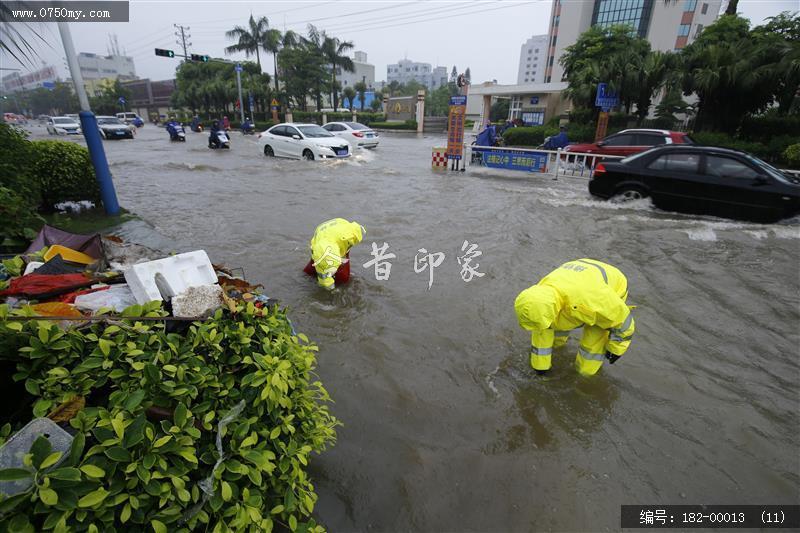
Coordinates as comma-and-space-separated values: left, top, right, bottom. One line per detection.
2, 65, 59, 93
338, 50, 376, 89
386, 59, 448, 90
517, 35, 548, 84
543, 0, 722, 83
77, 52, 137, 95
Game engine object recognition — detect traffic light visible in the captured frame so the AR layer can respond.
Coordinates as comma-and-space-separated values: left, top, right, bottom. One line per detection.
190, 54, 210, 62
155, 48, 175, 58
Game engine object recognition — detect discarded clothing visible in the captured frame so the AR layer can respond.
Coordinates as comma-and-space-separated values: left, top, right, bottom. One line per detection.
31, 255, 86, 276
0, 273, 93, 300
25, 225, 102, 259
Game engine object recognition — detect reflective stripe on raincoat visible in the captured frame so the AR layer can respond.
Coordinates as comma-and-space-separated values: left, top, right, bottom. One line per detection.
515, 258, 635, 359
309, 218, 364, 289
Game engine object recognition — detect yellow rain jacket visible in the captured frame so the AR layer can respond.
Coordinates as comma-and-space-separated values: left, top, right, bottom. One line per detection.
309, 218, 364, 289
514, 258, 635, 375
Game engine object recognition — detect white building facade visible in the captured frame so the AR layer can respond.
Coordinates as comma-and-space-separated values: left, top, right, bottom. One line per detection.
386, 59, 448, 90
338, 51, 376, 89
517, 35, 548, 84
543, 0, 722, 83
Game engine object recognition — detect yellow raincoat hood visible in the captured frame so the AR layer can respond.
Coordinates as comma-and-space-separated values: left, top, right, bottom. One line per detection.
514, 285, 560, 331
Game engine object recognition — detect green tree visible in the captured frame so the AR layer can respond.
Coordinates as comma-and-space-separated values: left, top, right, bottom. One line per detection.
0, 1, 46, 66
680, 15, 778, 132
342, 86, 356, 111
387, 80, 401, 96
279, 33, 327, 111
354, 81, 367, 111
751, 12, 800, 115
490, 98, 510, 122
654, 88, 693, 127
322, 35, 355, 111
464, 67, 471, 84
370, 98, 381, 111
225, 15, 270, 68
450, 66, 458, 83
560, 25, 651, 114
88, 79, 132, 115
265, 28, 299, 97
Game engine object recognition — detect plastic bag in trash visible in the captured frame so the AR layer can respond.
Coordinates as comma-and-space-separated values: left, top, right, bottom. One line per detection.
74, 284, 138, 312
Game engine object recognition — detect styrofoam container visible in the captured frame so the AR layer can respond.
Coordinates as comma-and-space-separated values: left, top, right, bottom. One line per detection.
23, 261, 44, 275
123, 250, 218, 304
0, 418, 72, 496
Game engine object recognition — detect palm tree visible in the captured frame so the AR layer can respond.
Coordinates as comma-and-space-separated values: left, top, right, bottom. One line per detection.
225, 15, 271, 69
1, 1, 46, 66
264, 28, 299, 96
387, 80, 401, 97
354, 81, 367, 111
342, 87, 356, 111
322, 36, 355, 111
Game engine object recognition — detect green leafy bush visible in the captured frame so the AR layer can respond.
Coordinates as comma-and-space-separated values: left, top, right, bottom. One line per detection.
0, 123, 41, 206
29, 141, 101, 211
502, 126, 555, 146
0, 301, 337, 532
0, 187, 45, 251
291, 111, 322, 124
784, 143, 800, 168
691, 131, 773, 159
739, 115, 800, 142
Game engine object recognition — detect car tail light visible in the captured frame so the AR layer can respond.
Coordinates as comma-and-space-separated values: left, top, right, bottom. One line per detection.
594, 163, 606, 175
352, 131, 364, 138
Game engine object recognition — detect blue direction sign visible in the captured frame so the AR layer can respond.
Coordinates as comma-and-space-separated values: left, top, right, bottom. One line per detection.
248, 94, 254, 112
530, 96, 539, 105
449, 95, 467, 106
595, 83, 619, 110
118, 96, 126, 105
42, 81, 55, 90
235, 64, 243, 72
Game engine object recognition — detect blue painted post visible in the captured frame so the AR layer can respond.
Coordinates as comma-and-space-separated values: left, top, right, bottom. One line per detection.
79, 111, 120, 215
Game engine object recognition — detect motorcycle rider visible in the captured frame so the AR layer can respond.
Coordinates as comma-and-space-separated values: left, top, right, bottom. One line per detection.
241, 117, 254, 135
165, 118, 181, 140
209, 120, 222, 148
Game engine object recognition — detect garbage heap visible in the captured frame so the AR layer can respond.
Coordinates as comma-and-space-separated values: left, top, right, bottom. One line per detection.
0, 225, 338, 533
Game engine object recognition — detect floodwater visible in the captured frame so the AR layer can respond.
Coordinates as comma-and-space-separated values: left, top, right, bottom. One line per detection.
29, 124, 799, 531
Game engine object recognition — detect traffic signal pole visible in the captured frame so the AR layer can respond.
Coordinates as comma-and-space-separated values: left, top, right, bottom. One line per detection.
235, 66, 245, 124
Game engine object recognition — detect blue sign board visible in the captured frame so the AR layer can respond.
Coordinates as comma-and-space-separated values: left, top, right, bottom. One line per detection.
530, 96, 539, 105
476, 148, 548, 172
42, 81, 55, 90
351, 90, 376, 110
118, 96, 126, 105
248, 94, 254, 112
449, 95, 467, 106
595, 82, 619, 110
235, 64, 242, 72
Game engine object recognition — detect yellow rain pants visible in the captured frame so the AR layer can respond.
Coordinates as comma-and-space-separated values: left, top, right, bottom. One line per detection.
309, 218, 364, 289
514, 258, 635, 376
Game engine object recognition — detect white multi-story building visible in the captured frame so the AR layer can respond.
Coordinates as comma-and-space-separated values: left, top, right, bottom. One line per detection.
77, 52, 137, 94
543, 0, 722, 83
517, 35, 548, 84
2, 65, 59, 93
386, 59, 448, 90
338, 50, 376, 89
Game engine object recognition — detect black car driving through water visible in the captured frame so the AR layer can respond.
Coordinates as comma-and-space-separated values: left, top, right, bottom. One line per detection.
588, 145, 800, 222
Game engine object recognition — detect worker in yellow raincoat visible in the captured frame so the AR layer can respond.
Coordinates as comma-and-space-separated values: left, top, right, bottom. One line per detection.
303, 218, 365, 290
514, 258, 635, 376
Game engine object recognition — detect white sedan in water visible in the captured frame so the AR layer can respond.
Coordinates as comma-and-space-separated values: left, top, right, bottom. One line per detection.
258, 123, 351, 160
322, 121, 379, 148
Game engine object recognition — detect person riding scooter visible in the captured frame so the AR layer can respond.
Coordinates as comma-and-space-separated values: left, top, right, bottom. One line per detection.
208, 120, 230, 149
542, 125, 570, 150
165, 119, 185, 142
190, 116, 203, 132
241, 117, 255, 135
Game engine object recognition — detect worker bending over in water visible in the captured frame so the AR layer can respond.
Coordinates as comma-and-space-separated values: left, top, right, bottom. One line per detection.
303, 218, 365, 290
514, 258, 635, 376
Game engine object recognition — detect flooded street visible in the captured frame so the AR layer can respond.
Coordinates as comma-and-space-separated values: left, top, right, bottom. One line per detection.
31, 125, 799, 531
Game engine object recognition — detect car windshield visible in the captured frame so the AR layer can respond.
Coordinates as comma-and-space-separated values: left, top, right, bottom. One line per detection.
297, 125, 333, 138
98, 118, 123, 125
53, 118, 74, 124
744, 154, 800, 185
344, 122, 369, 130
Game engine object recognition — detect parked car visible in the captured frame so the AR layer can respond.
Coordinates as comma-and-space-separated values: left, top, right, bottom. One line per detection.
565, 128, 694, 158
46, 116, 81, 135
588, 145, 800, 222
96, 116, 134, 139
258, 123, 351, 160
322, 121, 379, 148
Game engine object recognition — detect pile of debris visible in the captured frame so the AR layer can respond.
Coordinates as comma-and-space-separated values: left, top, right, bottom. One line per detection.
0, 225, 271, 321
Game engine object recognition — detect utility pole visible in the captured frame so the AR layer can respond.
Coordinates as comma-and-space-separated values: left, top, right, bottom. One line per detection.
174, 24, 191, 61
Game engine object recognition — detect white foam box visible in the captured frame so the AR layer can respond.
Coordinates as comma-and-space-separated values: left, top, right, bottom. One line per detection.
123, 250, 218, 304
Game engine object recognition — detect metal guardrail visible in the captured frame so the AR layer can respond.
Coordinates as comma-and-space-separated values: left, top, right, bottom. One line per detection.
467, 145, 624, 178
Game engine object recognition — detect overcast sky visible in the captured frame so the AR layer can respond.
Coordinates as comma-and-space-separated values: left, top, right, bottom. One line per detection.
3, 0, 798, 84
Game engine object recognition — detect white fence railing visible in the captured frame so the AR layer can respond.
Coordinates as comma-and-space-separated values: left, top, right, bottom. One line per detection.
467, 145, 624, 178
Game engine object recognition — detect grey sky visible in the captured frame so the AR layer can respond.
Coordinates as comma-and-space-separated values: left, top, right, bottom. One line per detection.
3, 0, 798, 84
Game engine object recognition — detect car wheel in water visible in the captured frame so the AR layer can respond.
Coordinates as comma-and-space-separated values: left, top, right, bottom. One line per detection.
303, 149, 314, 161
612, 185, 649, 203
264, 145, 274, 157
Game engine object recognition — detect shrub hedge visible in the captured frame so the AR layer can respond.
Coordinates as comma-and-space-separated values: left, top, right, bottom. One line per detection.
0, 300, 337, 532
783, 143, 800, 168
29, 141, 101, 212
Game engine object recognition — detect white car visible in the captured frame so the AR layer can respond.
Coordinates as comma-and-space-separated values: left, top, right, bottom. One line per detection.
96, 116, 134, 139
47, 116, 81, 135
322, 121, 379, 148
258, 123, 351, 160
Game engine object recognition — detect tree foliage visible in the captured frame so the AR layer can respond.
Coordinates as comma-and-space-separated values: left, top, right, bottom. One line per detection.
173, 61, 269, 116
